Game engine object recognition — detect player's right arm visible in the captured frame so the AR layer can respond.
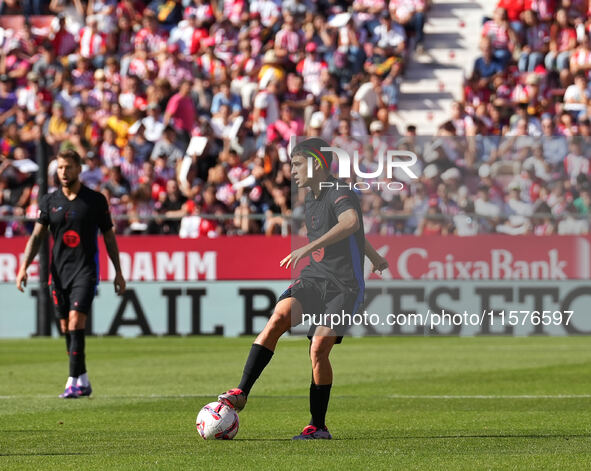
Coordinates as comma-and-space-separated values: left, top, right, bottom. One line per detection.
16, 222, 49, 292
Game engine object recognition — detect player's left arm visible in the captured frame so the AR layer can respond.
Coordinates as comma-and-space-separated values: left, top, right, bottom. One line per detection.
102, 228, 126, 295
97, 192, 125, 294
280, 209, 359, 269
364, 239, 389, 275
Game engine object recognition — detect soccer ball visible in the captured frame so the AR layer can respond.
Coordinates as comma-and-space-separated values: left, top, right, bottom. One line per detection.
196, 401, 239, 440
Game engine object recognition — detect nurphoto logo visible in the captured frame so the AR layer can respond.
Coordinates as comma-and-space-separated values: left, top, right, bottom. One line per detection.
305, 145, 420, 191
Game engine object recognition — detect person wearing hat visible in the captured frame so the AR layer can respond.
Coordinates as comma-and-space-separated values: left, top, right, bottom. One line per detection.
80, 151, 104, 189
307, 98, 335, 140
296, 41, 328, 97
258, 49, 286, 88
306, 113, 324, 137
195, 36, 228, 82
369, 120, 384, 134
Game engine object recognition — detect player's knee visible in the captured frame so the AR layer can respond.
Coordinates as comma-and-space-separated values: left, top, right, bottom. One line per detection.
68, 311, 86, 330
309, 339, 333, 363
267, 309, 291, 333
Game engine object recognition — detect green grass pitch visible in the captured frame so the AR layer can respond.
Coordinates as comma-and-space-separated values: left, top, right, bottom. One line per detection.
1, 336, 591, 470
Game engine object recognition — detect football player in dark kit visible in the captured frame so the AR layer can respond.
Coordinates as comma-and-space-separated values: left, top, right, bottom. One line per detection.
218, 138, 388, 439
16, 150, 126, 398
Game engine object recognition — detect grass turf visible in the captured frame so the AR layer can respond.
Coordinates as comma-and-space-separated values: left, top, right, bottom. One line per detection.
1, 336, 591, 470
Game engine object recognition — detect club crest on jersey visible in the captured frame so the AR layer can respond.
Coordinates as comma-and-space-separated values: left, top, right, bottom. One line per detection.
312, 247, 324, 262
63, 230, 80, 248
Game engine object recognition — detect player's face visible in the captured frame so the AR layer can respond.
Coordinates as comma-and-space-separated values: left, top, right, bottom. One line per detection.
291, 154, 311, 188
57, 157, 81, 188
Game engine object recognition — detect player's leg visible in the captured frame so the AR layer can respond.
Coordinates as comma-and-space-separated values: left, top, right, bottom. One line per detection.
58, 310, 88, 399
53, 286, 80, 398
219, 296, 304, 411
69, 283, 96, 396
293, 328, 336, 440
309, 330, 337, 426
68, 310, 92, 396
58, 317, 80, 397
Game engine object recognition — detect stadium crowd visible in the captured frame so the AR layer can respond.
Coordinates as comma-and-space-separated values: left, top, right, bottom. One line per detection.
0, 0, 591, 237
0, 0, 427, 237
417, 0, 591, 236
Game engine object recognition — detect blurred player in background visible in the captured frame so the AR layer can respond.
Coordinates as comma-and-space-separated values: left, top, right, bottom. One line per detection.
16, 150, 126, 398
218, 138, 388, 439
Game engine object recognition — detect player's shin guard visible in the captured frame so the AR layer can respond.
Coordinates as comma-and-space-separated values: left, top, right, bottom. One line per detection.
309, 383, 332, 429
69, 330, 86, 378
237, 344, 274, 396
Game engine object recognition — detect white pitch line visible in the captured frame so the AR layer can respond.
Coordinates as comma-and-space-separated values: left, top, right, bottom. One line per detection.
387, 394, 591, 399
1, 394, 590, 400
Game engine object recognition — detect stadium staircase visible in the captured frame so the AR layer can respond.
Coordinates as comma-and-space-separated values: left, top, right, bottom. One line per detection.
392, 0, 495, 135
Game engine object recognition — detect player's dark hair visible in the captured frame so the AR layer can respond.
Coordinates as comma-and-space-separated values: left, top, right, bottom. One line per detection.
291, 138, 333, 169
57, 149, 82, 166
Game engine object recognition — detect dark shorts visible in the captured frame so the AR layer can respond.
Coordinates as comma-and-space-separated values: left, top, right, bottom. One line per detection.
277, 277, 364, 344
51, 279, 97, 319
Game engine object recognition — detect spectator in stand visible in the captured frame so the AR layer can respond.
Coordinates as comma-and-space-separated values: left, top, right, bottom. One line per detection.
157, 43, 193, 88
157, 179, 186, 234
569, 35, 591, 74
564, 71, 590, 117
77, 15, 108, 68
267, 103, 304, 147
482, 7, 514, 66
211, 80, 242, 117
497, 0, 526, 38
80, 152, 103, 189
473, 37, 504, 80
390, 0, 426, 53
163, 79, 195, 141
519, 9, 550, 72
44, 102, 69, 152
150, 126, 184, 166
545, 8, 577, 73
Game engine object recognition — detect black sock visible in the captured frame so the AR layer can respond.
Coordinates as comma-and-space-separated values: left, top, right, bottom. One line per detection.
237, 344, 274, 396
65, 332, 71, 356
309, 383, 332, 429
69, 330, 86, 378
